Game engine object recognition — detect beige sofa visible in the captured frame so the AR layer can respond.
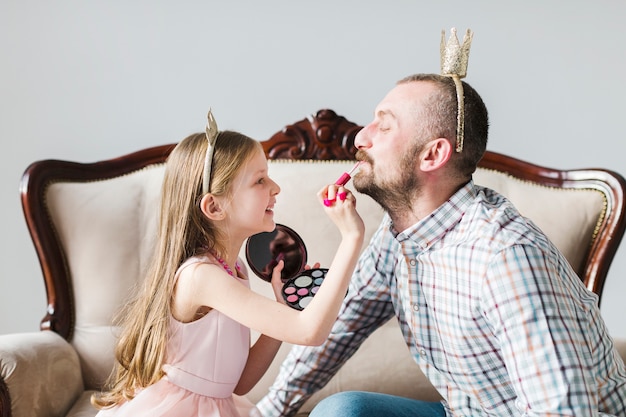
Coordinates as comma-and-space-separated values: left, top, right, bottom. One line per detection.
1, 109, 625, 417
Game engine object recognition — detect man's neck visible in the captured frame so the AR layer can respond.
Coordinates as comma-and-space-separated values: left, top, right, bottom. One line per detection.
387, 183, 461, 232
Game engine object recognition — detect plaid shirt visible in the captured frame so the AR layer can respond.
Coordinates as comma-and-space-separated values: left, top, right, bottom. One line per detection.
257, 181, 626, 416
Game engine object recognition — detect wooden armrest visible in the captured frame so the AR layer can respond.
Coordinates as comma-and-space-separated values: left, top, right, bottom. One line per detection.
0, 331, 84, 417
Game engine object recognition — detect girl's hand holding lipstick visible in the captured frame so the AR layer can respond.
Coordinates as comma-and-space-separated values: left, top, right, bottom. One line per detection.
323, 161, 361, 207
318, 162, 364, 240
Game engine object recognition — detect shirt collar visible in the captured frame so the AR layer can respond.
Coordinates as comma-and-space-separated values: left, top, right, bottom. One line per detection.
394, 180, 477, 246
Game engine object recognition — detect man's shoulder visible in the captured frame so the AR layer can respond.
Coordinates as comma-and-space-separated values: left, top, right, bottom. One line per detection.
463, 185, 550, 248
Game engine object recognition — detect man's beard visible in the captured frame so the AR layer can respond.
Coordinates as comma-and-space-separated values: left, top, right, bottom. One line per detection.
353, 145, 423, 215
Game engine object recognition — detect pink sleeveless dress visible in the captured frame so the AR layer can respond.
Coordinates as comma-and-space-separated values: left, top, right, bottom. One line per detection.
95, 256, 257, 417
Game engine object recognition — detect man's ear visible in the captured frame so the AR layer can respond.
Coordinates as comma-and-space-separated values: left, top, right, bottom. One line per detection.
420, 138, 453, 172
199, 193, 226, 220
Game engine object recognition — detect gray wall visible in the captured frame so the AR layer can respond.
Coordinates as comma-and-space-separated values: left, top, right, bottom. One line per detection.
2, 1, 625, 339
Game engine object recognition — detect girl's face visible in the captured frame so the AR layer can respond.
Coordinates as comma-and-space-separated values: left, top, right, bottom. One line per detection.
225, 148, 281, 237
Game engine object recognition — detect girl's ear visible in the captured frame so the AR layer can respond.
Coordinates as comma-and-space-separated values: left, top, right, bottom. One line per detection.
420, 138, 453, 172
199, 193, 226, 221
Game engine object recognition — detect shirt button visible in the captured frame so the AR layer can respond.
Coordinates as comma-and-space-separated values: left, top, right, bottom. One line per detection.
412, 304, 419, 312
409, 259, 416, 266
419, 348, 427, 356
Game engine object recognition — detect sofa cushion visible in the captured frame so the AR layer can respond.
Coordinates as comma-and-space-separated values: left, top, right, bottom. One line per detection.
46, 165, 164, 388
0, 331, 84, 417
473, 168, 604, 276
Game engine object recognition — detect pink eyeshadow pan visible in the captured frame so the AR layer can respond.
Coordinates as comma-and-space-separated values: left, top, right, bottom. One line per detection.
281, 268, 329, 311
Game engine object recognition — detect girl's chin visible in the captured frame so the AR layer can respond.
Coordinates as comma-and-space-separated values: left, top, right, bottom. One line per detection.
262, 218, 276, 233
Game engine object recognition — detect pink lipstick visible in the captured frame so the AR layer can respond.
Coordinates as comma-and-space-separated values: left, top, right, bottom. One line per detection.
334, 161, 362, 186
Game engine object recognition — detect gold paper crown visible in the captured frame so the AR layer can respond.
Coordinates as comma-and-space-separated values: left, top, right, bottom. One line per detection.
440, 28, 473, 152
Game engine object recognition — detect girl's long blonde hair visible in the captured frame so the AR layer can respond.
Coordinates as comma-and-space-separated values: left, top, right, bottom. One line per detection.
92, 131, 261, 408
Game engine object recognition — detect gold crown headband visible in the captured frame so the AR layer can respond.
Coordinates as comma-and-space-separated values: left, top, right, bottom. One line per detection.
202, 108, 219, 194
440, 28, 473, 152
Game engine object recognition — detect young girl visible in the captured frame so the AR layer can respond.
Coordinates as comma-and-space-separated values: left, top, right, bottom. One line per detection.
91, 110, 365, 417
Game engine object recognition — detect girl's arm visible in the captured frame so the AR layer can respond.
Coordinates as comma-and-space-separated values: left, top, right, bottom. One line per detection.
234, 334, 281, 395
189, 185, 364, 346
235, 261, 286, 395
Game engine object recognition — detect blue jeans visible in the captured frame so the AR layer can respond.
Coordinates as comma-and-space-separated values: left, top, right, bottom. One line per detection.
309, 391, 446, 417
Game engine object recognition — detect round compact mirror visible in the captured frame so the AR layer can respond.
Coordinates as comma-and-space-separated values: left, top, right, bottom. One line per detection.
246, 223, 307, 283
246, 223, 330, 311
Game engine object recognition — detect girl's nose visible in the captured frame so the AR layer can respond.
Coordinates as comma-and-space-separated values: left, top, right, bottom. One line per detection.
271, 178, 281, 195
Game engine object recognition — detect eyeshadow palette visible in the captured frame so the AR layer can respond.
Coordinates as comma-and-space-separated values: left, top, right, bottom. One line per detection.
282, 268, 328, 310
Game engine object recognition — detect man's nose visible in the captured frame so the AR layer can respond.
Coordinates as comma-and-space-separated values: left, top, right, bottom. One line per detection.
354, 125, 371, 149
